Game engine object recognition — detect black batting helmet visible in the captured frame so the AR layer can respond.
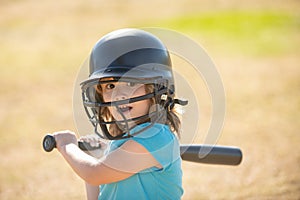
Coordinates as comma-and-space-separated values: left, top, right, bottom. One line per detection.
81, 28, 186, 140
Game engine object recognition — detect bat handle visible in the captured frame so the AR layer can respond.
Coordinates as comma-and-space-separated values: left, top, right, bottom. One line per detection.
42, 135, 102, 152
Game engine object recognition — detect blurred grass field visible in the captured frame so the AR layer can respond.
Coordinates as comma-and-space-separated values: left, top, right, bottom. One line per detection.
1, 0, 300, 199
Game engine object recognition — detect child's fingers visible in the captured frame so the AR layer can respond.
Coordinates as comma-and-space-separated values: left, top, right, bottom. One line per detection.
52, 130, 78, 150
79, 135, 101, 148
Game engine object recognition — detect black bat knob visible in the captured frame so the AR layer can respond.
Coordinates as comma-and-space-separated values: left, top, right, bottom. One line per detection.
43, 134, 56, 152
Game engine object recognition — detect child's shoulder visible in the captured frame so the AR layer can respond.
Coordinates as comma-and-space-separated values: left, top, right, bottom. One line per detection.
132, 123, 177, 149
109, 123, 176, 152
132, 123, 172, 138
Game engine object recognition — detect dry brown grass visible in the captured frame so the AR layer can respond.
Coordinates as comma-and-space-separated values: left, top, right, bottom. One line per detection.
0, 0, 299, 199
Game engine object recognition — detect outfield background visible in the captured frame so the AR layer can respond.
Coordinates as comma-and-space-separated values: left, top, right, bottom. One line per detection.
1, 0, 299, 199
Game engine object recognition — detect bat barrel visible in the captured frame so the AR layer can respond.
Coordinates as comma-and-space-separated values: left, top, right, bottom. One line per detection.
180, 144, 242, 165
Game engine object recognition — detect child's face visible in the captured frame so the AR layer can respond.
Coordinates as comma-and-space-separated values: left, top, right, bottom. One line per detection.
99, 78, 151, 127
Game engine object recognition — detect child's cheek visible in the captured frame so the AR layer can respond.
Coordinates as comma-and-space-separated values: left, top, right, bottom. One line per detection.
102, 92, 112, 102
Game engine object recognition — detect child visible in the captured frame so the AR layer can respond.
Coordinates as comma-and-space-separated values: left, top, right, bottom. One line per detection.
52, 28, 187, 200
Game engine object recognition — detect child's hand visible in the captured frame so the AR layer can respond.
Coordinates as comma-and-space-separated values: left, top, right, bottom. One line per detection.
79, 135, 103, 148
79, 134, 108, 158
53, 130, 78, 151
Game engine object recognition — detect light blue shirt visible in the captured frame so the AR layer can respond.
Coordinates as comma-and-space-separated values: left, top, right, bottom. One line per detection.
98, 123, 183, 200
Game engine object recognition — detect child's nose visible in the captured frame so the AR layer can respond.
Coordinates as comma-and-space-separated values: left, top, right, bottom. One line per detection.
113, 84, 131, 101
113, 90, 128, 101
115, 95, 126, 101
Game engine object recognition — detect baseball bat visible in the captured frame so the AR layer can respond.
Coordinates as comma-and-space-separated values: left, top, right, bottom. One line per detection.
43, 135, 242, 165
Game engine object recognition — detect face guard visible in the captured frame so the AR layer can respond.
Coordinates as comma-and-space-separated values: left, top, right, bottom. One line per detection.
81, 76, 185, 140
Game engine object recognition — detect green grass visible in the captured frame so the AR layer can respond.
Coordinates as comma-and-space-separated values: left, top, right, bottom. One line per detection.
154, 10, 300, 56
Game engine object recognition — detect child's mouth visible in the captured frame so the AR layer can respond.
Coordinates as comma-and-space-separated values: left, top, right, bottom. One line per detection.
118, 105, 132, 113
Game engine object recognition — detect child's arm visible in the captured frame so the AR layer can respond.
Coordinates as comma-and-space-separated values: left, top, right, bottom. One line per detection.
85, 182, 99, 200
53, 130, 161, 186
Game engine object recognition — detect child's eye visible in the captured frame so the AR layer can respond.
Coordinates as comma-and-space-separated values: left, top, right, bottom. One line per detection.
105, 83, 115, 90
127, 82, 137, 87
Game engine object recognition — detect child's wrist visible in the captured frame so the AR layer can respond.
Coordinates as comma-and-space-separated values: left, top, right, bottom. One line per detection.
57, 142, 78, 154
